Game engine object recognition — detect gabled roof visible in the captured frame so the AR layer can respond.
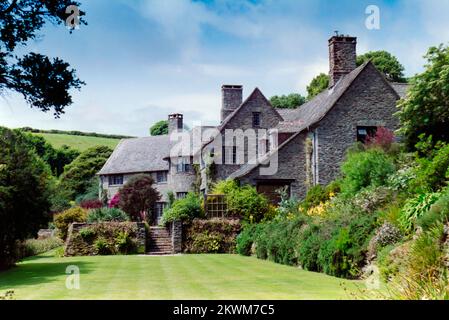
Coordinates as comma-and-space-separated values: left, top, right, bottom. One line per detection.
275, 61, 370, 133
390, 82, 410, 99
98, 135, 171, 175
231, 61, 401, 179
218, 87, 283, 131
275, 108, 299, 121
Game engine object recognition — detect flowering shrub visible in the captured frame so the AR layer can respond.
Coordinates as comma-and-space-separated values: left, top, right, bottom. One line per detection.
366, 127, 395, 151
80, 199, 103, 210
108, 193, 120, 208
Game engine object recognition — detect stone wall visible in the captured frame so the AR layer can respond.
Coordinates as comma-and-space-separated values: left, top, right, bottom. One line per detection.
182, 218, 241, 254
316, 62, 400, 186
239, 131, 309, 200
215, 88, 283, 183
65, 222, 146, 256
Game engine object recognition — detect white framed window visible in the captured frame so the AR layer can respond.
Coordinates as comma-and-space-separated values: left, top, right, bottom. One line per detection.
108, 175, 124, 186
176, 192, 188, 199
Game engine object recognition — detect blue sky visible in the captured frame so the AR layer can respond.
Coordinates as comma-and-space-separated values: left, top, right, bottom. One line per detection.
1, 0, 448, 136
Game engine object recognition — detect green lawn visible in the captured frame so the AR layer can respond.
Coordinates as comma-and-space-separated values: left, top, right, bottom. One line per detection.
0, 251, 374, 300
33, 133, 120, 151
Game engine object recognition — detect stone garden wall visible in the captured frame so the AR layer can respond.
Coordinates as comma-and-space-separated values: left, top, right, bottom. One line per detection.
65, 222, 146, 256
182, 218, 241, 254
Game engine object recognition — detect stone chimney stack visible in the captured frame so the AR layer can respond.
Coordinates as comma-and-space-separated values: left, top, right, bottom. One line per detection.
221, 85, 243, 122
168, 113, 183, 135
328, 35, 357, 88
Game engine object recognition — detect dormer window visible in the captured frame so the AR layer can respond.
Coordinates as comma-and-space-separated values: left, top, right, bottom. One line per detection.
252, 112, 261, 127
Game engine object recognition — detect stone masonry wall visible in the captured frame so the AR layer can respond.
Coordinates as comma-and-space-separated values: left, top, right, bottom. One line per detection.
239, 131, 309, 200
316, 63, 400, 186
65, 222, 146, 256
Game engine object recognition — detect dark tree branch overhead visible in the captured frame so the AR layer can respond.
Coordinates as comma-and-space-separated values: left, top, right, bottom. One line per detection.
0, 0, 86, 117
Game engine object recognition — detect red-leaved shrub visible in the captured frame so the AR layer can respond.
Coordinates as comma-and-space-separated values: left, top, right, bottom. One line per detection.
366, 127, 395, 151
109, 193, 120, 208
80, 199, 103, 210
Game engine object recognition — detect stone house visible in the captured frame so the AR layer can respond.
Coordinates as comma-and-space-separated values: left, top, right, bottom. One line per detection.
98, 35, 407, 221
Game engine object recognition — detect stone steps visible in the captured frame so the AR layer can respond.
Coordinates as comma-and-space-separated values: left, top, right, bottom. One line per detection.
147, 226, 173, 255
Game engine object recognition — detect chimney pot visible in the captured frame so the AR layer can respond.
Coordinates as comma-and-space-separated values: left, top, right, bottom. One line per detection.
168, 113, 183, 135
221, 85, 243, 122
328, 35, 357, 88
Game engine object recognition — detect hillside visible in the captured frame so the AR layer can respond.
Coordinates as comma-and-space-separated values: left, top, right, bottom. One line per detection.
33, 132, 121, 152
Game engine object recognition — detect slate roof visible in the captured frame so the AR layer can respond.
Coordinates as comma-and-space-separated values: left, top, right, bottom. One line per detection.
275, 108, 299, 121
390, 82, 409, 99
275, 61, 370, 133
231, 60, 402, 178
98, 135, 171, 175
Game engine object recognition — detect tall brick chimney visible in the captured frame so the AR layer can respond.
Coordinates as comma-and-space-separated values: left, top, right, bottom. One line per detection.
221, 85, 243, 122
168, 113, 183, 135
328, 35, 357, 88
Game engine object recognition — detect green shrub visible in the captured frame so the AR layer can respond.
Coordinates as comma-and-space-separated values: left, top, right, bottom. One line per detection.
341, 148, 395, 196
115, 231, 136, 254
54, 207, 87, 240
414, 144, 449, 192
79, 228, 95, 241
94, 237, 112, 255
418, 188, 449, 230
211, 180, 271, 223
398, 192, 440, 233
301, 185, 328, 211
236, 224, 257, 256
18, 237, 64, 259
87, 208, 129, 223
162, 193, 203, 223
183, 219, 241, 254
297, 225, 323, 271
190, 232, 223, 253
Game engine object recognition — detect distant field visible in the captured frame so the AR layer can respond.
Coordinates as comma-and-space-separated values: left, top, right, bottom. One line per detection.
34, 133, 121, 151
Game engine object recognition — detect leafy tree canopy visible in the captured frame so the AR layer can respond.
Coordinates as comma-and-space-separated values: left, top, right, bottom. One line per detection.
269, 93, 306, 109
306, 73, 329, 100
20, 131, 80, 176
0, 127, 52, 269
59, 145, 112, 199
0, 0, 86, 117
150, 120, 168, 136
357, 50, 406, 83
397, 44, 449, 150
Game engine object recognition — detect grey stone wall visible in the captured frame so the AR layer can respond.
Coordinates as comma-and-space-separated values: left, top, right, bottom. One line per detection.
215, 88, 283, 183
239, 132, 309, 200
65, 222, 146, 256
171, 220, 182, 254
316, 62, 400, 186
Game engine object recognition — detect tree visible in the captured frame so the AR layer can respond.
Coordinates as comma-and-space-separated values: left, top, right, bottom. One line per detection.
150, 120, 169, 136
357, 51, 406, 83
397, 45, 449, 150
0, 0, 86, 117
0, 127, 52, 269
59, 145, 112, 199
269, 93, 306, 109
21, 132, 79, 176
118, 174, 161, 221
306, 73, 329, 100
